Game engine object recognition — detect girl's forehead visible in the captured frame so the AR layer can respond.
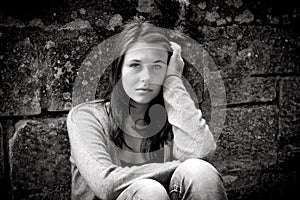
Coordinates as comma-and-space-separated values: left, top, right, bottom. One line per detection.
126, 42, 169, 54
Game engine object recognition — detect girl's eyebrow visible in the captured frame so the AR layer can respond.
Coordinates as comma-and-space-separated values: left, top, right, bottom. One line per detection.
128, 59, 166, 64
129, 59, 141, 63
153, 60, 166, 64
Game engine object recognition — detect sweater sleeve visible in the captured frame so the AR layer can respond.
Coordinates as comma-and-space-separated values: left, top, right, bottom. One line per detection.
67, 102, 180, 200
163, 76, 216, 161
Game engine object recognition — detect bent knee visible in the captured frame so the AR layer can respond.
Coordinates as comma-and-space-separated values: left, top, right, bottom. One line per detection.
178, 159, 220, 182
183, 158, 217, 173
171, 159, 227, 199
131, 179, 169, 199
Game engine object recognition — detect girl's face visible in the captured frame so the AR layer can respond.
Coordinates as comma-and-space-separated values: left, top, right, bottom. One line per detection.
121, 42, 169, 104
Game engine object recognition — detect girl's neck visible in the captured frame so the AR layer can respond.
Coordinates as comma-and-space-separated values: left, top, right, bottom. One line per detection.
129, 100, 149, 121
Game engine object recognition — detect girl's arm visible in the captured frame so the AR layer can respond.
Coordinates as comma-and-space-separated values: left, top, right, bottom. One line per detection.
163, 42, 216, 161
163, 76, 216, 161
67, 102, 180, 200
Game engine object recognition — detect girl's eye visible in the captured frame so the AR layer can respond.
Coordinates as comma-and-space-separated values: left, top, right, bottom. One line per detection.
152, 65, 162, 70
129, 63, 140, 68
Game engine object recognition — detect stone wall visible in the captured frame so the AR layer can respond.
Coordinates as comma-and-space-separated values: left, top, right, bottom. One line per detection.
0, 0, 299, 199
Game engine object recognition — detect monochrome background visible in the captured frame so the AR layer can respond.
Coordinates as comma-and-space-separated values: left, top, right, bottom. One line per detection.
0, 0, 299, 199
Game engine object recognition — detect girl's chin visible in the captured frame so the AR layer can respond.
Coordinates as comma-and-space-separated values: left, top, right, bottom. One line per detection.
132, 100, 151, 105
130, 97, 152, 105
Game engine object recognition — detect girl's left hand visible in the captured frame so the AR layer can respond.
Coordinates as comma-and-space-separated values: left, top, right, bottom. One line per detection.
166, 42, 184, 78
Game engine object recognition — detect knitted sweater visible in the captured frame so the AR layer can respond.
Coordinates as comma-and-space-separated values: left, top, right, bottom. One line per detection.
67, 76, 216, 200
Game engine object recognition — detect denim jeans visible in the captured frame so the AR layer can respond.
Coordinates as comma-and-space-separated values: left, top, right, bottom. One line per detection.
116, 159, 228, 200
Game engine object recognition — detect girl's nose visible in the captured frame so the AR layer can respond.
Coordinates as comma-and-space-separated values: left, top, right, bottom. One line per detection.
139, 67, 151, 83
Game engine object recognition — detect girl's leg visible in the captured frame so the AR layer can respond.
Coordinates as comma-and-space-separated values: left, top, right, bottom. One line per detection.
169, 158, 228, 200
116, 178, 170, 200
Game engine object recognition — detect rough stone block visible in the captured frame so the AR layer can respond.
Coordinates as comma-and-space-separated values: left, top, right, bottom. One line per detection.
205, 26, 300, 76
204, 76, 276, 107
0, 27, 41, 116
213, 105, 278, 172
241, 27, 300, 74
278, 78, 300, 167
188, 0, 299, 29
0, 26, 113, 113
41, 29, 101, 111
72, 34, 116, 107
211, 105, 279, 198
0, 26, 103, 114
199, 77, 276, 142
223, 165, 299, 200
224, 76, 276, 105
9, 117, 71, 200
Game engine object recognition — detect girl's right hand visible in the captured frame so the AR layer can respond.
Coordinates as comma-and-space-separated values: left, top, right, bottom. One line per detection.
166, 41, 184, 78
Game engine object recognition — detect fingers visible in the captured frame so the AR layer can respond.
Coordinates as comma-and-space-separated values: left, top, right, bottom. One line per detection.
167, 41, 184, 76
170, 41, 182, 57
170, 41, 184, 64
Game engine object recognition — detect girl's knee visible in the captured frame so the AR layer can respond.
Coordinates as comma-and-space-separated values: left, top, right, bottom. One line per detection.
175, 158, 221, 184
131, 179, 169, 200
185, 158, 217, 173
170, 159, 228, 200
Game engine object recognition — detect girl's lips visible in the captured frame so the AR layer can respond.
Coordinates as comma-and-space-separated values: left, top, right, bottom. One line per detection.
136, 88, 153, 91
135, 88, 153, 93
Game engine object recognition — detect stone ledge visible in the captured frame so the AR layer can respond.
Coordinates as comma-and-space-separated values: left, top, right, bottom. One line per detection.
9, 117, 70, 200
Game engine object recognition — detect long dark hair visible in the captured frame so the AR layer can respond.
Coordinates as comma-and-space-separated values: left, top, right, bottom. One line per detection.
103, 21, 173, 153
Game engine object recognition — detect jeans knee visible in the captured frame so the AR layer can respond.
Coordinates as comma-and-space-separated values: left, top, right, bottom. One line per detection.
175, 158, 221, 187
170, 159, 228, 200
131, 179, 169, 200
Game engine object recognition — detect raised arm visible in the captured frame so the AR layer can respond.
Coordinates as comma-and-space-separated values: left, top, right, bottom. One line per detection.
67, 102, 180, 200
163, 42, 216, 161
